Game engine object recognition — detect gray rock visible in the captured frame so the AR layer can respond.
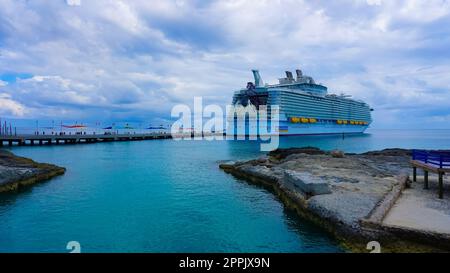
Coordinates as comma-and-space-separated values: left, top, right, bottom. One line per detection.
0, 150, 66, 192
218, 161, 237, 170
239, 165, 280, 181
283, 170, 331, 195
257, 156, 268, 163
331, 150, 345, 158
268, 147, 325, 160
0, 165, 36, 185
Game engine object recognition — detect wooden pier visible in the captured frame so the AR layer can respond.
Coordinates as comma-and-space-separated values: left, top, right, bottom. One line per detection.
0, 133, 172, 146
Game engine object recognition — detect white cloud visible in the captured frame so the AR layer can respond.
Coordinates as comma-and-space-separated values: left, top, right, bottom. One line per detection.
101, 1, 145, 34
399, 0, 450, 23
366, 0, 382, 6
66, 0, 81, 6
0, 80, 8, 87
0, 93, 27, 116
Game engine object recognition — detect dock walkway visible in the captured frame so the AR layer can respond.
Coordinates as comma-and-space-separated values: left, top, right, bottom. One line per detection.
0, 133, 172, 146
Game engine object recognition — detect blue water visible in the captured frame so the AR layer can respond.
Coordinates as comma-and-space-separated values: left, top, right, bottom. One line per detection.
1, 129, 450, 253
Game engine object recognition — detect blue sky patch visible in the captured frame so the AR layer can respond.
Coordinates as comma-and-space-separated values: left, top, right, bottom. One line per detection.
0, 72, 33, 83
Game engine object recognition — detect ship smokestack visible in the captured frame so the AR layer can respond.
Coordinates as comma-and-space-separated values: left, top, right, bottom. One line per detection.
296, 69, 303, 79
285, 71, 294, 81
252, 69, 264, 87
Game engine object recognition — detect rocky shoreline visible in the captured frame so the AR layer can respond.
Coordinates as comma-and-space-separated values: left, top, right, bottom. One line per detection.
219, 147, 450, 252
0, 149, 66, 193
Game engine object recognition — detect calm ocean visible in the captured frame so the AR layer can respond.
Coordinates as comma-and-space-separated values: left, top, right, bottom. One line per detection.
1, 129, 449, 253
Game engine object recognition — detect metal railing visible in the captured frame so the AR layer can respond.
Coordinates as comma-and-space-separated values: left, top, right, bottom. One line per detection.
412, 149, 450, 168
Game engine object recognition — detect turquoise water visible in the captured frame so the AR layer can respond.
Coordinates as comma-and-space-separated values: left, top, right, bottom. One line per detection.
1, 129, 450, 253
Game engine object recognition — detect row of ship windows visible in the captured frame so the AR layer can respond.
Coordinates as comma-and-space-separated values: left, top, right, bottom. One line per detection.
277, 93, 368, 107
230, 115, 370, 123
284, 112, 370, 119
279, 97, 369, 109
281, 104, 370, 114
279, 101, 370, 112
271, 102, 369, 113
283, 111, 371, 118
288, 115, 370, 121
280, 106, 369, 115
262, 102, 370, 117
282, 107, 370, 117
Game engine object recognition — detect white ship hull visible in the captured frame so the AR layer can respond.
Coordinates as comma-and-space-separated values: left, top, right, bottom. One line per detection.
229, 120, 368, 136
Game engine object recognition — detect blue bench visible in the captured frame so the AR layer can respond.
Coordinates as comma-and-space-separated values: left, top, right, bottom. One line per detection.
411, 150, 450, 199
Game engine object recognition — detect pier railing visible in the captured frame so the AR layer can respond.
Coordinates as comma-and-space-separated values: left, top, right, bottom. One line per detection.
412, 149, 450, 169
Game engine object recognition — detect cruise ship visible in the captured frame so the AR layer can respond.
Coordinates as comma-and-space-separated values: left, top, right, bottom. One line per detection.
228, 69, 373, 136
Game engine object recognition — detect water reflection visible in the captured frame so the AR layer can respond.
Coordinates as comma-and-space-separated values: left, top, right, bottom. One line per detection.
225, 132, 373, 157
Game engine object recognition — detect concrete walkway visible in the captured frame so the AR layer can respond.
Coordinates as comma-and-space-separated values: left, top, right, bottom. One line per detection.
383, 176, 450, 234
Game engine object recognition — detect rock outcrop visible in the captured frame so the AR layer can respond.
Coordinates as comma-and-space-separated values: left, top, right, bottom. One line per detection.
219, 147, 450, 252
0, 149, 66, 193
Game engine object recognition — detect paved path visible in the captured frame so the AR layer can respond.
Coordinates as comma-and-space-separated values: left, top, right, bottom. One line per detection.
383, 176, 450, 234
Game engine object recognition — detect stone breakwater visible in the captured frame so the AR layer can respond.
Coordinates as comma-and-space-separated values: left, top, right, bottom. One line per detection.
219, 147, 450, 252
0, 149, 66, 193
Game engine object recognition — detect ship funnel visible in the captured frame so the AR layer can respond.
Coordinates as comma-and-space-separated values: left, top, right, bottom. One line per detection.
285, 71, 294, 81
296, 69, 303, 78
252, 69, 264, 87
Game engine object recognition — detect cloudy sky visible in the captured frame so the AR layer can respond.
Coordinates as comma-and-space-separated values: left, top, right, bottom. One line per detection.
0, 0, 449, 128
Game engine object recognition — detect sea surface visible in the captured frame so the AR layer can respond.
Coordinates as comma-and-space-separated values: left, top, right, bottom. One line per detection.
1, 129, 450, 253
